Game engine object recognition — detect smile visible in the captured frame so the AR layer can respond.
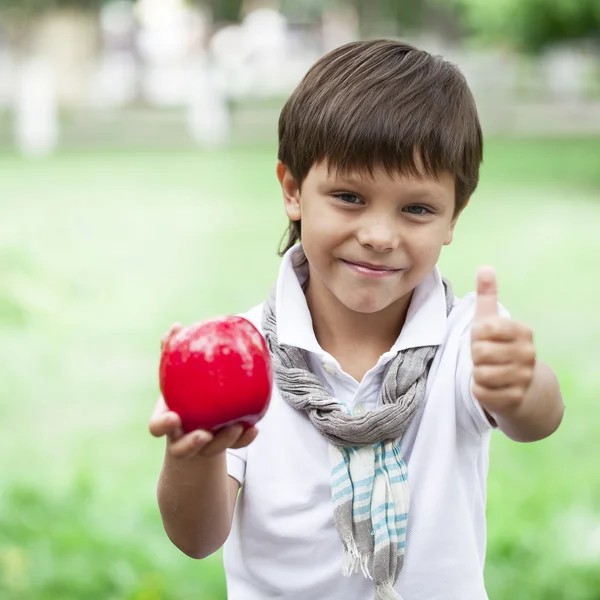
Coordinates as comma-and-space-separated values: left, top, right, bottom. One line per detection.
341, 259, 403, 278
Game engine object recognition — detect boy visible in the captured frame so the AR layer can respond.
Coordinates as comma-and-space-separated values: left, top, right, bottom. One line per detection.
149, 40, 564, 599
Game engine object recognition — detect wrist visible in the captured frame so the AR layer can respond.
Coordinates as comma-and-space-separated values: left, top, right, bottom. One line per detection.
164, 447, 227, 478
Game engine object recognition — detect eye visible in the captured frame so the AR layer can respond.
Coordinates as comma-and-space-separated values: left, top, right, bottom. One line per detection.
403, 205, 432, 216
333, 192, 364, 205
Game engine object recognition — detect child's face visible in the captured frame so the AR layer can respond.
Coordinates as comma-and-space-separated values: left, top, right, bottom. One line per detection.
278, 160, 460, 315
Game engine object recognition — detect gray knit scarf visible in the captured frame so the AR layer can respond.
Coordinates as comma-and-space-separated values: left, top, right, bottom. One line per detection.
261, 274, 454, 600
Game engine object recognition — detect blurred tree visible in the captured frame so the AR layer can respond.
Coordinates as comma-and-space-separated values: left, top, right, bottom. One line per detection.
444, 0, 600, 52
279, 0, 426, 33
200, 0, 243, 23
0, 0, 104, 12
354, 0, 424, 30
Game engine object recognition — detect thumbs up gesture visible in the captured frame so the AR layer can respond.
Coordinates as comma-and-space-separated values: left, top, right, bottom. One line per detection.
471, 267, 536, 417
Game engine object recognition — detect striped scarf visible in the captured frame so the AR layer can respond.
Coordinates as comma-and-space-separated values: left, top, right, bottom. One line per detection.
261, 280, 454, 600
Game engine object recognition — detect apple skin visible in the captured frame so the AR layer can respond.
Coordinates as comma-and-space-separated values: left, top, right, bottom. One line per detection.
159, 316, 273, 433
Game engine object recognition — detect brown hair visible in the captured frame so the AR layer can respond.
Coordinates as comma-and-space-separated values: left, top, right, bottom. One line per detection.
277, 39, 483, 256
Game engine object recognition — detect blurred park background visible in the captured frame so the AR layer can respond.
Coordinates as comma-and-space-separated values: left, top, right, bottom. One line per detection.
1, 0, 600, 599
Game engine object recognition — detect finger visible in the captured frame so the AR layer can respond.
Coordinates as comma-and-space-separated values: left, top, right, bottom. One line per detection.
150, 395, 168, 420
169, 429, 213, 459
472, 383, 524, 413
471, 317, 519, 342
230, 426, 259, 449
474, 266, 499, 322
473, 364, 534, 389
199, 424, 245, 458
161, 322, 184, 351
149, 410, 181, 437
471, 340, 515, 365
167, 422, 186, 443
149, 396, 181, 435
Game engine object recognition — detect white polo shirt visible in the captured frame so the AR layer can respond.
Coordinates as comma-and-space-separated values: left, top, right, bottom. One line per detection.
224, 246, 499, 600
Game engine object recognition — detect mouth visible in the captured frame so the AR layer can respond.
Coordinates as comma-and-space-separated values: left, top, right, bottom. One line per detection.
340, 259, 403, 278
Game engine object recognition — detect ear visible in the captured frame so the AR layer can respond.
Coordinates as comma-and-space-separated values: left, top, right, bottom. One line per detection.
276, 161, 302, 221
444, 197, 469, 246
443, 219, 457, 246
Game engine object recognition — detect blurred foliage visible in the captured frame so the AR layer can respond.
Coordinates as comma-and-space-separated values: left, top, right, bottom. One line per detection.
200, 0, 242, 23
0, 0, 426, 28
0, 0, 103, 13
278, 0, 424, 26
443, 0, 600, 52
0, 483, 228, 599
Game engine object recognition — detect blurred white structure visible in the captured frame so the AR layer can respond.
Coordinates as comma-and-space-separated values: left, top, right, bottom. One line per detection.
135, 0, 208, 106
31, 10, 98, 107
542, 46, 594, 102
92, 0, 138, 107
188, 56, 230, 147
210, 8, 318, 99
14, 58, 59, 157
321, 7, 360, 53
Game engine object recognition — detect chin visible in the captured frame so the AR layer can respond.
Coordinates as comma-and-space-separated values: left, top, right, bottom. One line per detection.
337, 291, 392, 314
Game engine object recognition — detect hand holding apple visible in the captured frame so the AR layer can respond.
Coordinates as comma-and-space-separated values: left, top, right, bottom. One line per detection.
158, 317, 273, 434
149, 393, 259, 460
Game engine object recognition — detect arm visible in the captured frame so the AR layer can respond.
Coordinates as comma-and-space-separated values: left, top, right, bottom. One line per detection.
150, 396, 253, 559
151, 323, 253, 558
157, 452, 241, 559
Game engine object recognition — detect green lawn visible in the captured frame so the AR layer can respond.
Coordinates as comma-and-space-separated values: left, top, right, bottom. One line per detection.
1, 138, 599, 599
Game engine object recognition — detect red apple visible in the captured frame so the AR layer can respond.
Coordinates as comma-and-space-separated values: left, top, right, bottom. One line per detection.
159, 316, 272, 433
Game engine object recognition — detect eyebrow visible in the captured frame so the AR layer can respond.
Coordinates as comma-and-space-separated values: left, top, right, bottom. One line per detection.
329, 173, 372, 186
401, 189, 446, 202
330, 174, 447, 201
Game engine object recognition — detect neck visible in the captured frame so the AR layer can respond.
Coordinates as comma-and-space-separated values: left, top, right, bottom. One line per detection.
305, 276, 413, 361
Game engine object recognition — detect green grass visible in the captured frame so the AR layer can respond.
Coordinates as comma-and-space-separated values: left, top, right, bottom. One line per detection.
1, 138, 600, 599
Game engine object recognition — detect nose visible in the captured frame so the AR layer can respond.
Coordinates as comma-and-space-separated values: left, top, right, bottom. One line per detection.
356, 216, 400, 252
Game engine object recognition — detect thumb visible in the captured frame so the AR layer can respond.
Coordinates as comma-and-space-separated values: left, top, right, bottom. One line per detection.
475, 266, 499, 321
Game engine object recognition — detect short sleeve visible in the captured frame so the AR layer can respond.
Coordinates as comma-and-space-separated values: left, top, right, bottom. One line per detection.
227, 447, 248, 485
455, 299, 510, 436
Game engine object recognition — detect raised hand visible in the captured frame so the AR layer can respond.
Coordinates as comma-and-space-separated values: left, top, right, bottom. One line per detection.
471, 267, 536, 417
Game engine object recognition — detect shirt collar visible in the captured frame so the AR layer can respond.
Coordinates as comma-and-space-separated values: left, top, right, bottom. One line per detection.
276, 244, 449, 355
276, 245, 322, 353
389, 266, 448, 353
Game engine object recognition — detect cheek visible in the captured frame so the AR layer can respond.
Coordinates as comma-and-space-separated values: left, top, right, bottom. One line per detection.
406, 225, 449, 262
302, 203, 347, 246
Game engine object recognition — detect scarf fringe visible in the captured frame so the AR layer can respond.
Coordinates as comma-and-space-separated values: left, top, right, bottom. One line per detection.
342, 540, 372, 579
360, 552, 372, 579
341, 539, 359, 575
375, 581, 402, 600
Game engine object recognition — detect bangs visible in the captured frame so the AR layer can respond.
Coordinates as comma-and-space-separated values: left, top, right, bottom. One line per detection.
318, 115, 472, 185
